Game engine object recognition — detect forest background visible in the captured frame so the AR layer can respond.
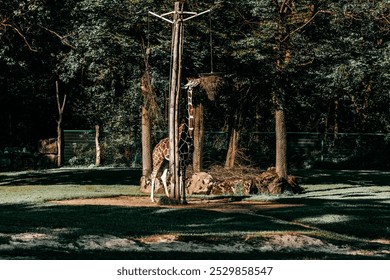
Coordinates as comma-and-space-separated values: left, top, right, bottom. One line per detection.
1, 0, 389, 171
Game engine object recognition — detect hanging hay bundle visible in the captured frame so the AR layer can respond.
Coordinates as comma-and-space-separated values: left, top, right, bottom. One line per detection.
198, 75, 222, 101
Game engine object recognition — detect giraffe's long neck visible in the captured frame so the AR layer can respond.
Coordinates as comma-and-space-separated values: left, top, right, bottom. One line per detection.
187, 86, 194, 138
185, 78, 200, 138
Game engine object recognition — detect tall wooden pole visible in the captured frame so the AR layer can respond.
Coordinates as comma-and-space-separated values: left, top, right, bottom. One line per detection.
149, 2, 210, 203
168, 2, 184, 199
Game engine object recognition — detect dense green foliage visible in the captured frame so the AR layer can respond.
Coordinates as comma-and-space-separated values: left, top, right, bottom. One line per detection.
1, 0, 389, 167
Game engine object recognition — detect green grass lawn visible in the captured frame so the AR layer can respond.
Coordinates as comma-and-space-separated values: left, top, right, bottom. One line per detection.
0, 184, 140, 204
0, 168, 141, 204
0, 167, 389, 260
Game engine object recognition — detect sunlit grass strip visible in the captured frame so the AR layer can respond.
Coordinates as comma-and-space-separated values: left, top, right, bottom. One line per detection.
0, 185, 141, 204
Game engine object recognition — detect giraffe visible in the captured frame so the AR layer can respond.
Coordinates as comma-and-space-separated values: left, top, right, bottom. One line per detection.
149, 78, 200, 202
149, 124, 184, 202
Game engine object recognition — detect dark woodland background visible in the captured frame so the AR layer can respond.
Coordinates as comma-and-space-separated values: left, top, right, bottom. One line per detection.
1, 0, 389, 170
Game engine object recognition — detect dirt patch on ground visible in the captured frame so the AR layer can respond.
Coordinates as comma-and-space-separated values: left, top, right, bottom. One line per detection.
2, 195, 386, 259
53, 196, 156, 207
52, 195, 303, 213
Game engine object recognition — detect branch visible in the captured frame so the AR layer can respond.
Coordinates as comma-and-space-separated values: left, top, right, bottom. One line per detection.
279, 0, 291, 14
281, 10, 328, 42
380, 15, 390, 25
61, 94, 67, 113
40, 25, 75, 49
234, 7, 260, 31
56, 81, 61, 113
297, 58, 315, 67
1, 22, 38, 52
56, 81, 67, 115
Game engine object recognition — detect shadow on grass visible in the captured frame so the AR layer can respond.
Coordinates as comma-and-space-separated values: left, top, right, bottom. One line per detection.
0, 197, 389, 259
0, 203, 303, 238
295, 169, 390, 186
0, 203, 303, 259
0, 168, 141, 186
262, 197, 390, 241
3, 246, 358, 260
1, 168, 389, 259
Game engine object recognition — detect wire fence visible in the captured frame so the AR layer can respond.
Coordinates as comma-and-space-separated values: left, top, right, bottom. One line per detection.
1, 131, 389, 171
46, 131, 390, 170
203, 132, 390, 170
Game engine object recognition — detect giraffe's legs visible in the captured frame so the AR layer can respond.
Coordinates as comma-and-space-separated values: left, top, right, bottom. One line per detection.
179, 174, 184, 203
150, 159, 169, 202
179, 166, 187, 204
182, 177, 187, 204
161, 168, 169, 197
150, 174, 156, 202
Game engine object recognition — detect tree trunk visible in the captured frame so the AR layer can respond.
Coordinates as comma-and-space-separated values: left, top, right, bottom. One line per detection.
225, 127, 239, 169
225, 94, 244, 169
140, 37, 154, 179
334, 98, 339, 140
273, 64, 289, 179
95, 124, 101, 167
275, 109, 288, 179
55, 81, 66, 168
141, 105, 152, 177
56, 121, 61, 167
193, 103, 204, 172
272, 0, 292, 180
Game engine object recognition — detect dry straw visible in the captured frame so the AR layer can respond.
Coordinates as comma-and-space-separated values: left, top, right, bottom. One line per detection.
198, 75, 222, 101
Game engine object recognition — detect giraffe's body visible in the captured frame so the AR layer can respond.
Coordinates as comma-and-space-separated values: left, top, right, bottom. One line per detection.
150, 137, 170, 202
150, 124, 186, 202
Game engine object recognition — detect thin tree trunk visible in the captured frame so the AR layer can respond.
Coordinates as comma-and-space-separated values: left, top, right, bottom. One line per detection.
95, 124, 101, 167
275, 109, 288, 179
334, 98, 339, 140
273, 67, 288, 180
272, 0, 292, 180
225, 127, 239, 169
140, 38, 154, 179
141, 105, 152, 177
225, 91, 244, 169
55, 81, 66, 167
193, 103, 204, 172
57, 121, 62, 167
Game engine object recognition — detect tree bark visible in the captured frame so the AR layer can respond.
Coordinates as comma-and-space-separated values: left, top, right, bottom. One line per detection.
193, 103, 204, 172
334, 97, 339, 140
140, 38, 154, 179
272, 0, 292, 180
168, 2, 184, 201
225, 90, 244, 169
141, 105, 152, 177
55, 81, 66, 167
95, 124, 101, 167
275, 109, 288, 179
56, 121, 62, 167
225, 127, 239, 169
